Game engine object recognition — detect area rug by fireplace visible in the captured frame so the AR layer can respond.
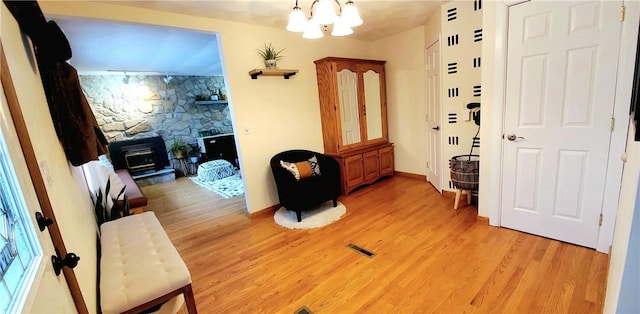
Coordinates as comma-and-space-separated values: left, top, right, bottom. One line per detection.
274, 201, 346, 230
190, 174, 244, 199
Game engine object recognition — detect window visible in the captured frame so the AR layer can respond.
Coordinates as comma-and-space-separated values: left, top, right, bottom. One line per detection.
0, 128, 42, 313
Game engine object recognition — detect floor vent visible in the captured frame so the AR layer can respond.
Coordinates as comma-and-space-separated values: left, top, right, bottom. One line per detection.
347, 243, 376, 257
295, 306, 312, 314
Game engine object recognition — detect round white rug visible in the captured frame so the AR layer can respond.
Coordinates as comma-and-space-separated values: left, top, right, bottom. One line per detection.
274, 201, 346, 230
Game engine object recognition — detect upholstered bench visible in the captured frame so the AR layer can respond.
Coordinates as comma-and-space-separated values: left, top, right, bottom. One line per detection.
197, 159, 235, 181
115, 169, 147, 215
100, 212, 197, 314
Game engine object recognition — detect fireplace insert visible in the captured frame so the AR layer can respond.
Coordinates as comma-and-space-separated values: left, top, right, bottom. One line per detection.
108, 137, 170, 173
124, 146, 156, 173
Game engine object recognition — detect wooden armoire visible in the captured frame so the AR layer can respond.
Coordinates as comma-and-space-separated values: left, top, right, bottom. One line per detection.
314, 57, 394, 195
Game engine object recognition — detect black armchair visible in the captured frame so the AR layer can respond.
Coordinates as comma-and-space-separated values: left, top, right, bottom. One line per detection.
270, 150, 341, 222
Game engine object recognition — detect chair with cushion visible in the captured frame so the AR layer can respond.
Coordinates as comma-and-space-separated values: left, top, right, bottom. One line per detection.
270, 150, 341, 222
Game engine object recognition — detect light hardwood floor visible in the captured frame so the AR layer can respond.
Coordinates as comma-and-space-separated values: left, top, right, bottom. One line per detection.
141, 175, 608, 313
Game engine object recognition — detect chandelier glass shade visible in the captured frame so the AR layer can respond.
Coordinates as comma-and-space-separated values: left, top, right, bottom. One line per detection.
303, 19, 325, 39
286, 6, 307, 32
287, 0, 362, 39
341, 1, 363, 26
331, 16, 353, 36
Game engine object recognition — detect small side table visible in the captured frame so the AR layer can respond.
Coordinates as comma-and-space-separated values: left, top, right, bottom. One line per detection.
187, 159, 199, 176
174, 157, 189, 177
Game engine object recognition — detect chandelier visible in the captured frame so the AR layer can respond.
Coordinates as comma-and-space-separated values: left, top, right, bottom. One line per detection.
286, 0, 363, 39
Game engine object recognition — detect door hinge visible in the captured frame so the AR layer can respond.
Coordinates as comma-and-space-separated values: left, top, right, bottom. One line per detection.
621, 5, 626, 22
610, 117, 615, 132
427, 161, 430, 169
599, 213, 603, 226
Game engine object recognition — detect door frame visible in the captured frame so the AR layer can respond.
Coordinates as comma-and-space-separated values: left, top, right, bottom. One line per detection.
482, 0, 640, 253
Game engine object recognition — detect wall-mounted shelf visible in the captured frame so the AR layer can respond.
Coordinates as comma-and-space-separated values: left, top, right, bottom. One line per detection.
249, 68, 299, 79
194, 100, 228, 105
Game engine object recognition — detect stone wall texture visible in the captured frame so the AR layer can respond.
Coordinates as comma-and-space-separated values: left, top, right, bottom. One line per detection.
79, 75, 232, 149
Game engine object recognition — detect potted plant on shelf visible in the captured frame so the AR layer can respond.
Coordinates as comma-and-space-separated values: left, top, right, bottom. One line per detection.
168, 139, 191, 159
257, 43, 285, 69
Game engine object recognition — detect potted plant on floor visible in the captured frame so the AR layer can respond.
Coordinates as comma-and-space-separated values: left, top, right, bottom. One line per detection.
168, 139, 191, 159
94, 177, 130, 226
188, 143, 200, 164
257, 43, 285, 69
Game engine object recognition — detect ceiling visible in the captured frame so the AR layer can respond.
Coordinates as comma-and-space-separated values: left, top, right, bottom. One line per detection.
55, 1, 443, 76
57, 17, 222, 76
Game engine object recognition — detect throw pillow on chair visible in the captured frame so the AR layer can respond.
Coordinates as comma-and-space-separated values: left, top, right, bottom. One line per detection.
279, 155, 321, 181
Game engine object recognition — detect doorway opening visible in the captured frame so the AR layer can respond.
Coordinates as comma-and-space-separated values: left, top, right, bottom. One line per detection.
54, 16, 248, 209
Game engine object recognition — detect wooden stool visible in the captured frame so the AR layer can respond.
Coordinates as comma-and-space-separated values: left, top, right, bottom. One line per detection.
454, 189, 472, 210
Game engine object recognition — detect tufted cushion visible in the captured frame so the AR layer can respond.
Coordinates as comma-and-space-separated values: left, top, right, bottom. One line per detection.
100, 212, 191, 314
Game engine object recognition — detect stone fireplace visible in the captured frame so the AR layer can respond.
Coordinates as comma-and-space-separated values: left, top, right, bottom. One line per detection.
79, 75, 233, 148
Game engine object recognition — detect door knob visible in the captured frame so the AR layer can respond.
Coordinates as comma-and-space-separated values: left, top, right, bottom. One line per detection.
506, 134, 525, 141
35, 212, 53, 231
52, 252, 80, 276
432, 126, 440, 131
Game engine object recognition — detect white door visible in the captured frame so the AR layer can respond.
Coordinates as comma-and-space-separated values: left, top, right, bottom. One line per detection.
501, 0, 622, 248
337, 68, 361, 145
426, 40, 442, 192
0, 88, 76, 312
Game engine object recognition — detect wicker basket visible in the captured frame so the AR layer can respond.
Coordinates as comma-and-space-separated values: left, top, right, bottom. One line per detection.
450, 155, 479, 191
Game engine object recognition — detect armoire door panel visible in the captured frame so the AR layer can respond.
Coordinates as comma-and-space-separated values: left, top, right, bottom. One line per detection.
379, 146, 394, 176
344, 154, 364, 190
363, 150, 380, 181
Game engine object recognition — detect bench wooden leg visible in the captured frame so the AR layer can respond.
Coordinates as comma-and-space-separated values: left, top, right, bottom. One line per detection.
184, 284, 197, 314
121, 284, 197, 314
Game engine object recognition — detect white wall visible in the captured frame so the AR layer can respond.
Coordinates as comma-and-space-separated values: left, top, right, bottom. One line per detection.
478, 1, 500, 219
605, 122, 640, 312
0, 65, 76, 314
372, 26, 427, 175
604, 0, 640, 296
424, 10, 442, 48
440, 1, 483, 192
1, 3, 97, 312
40, 1, 374, 214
